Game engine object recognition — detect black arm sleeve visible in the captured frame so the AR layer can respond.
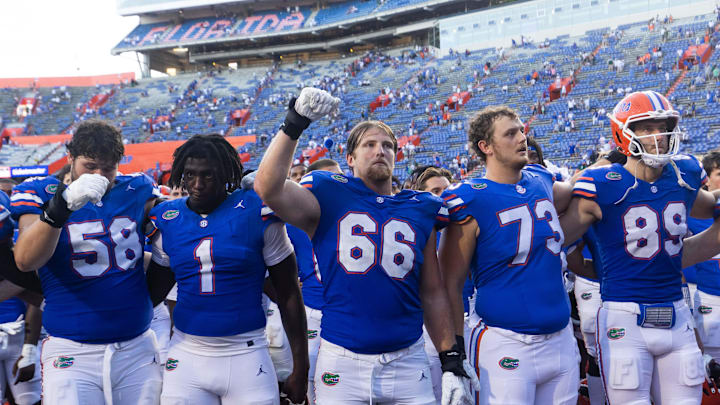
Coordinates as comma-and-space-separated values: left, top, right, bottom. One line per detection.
146, 260, 175, 307
0, 243, 42, 294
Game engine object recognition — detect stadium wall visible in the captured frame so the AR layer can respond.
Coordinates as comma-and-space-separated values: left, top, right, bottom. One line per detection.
439, 0, 716, 54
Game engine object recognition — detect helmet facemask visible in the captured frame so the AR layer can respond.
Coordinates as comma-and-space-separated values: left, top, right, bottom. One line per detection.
609, 110, 681, 168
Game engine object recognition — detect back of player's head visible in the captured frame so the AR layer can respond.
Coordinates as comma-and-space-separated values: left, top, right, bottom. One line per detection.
468, 106, 519, 162
527, 137, 545, 167
307, 158, 341, 173
702, 151, 720, 175
346, 121, 397, 157
412, 166, 453, 191
67, 120, 124, 165
169, 134, 244, 194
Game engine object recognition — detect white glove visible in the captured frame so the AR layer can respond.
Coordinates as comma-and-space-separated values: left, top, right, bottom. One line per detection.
63, 173, 109, 211
241, 171, 256, 190
441, 372, 470, 405
463, 359, 481, 393
294, 88, 341, 121
16, 344, 37, 369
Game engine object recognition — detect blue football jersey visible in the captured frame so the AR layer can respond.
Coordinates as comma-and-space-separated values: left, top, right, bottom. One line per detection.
10, 174, 158, 343
300, 171, 447, 354
0, 192, 15, 243
0, 298, 25, 324
443, 164, 570, 335
287, 224, 323, 310
149, 189, 278, 337
572, 156, 706, 303
686, 217, 720, 296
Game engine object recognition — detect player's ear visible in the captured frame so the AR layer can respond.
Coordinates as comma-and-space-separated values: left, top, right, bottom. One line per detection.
477, 139, 492, 158
346, 153, 355, 169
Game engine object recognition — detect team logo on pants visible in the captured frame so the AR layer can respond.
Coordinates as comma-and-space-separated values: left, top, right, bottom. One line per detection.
166, 358, 179, 371
307, 329, 318, 339
53, 356, 74, 369
607, 328, 626, 340
498, 357, 519, 370
699, 306, 713, 314
581, 292, 592, 300
321, 372, 340, 386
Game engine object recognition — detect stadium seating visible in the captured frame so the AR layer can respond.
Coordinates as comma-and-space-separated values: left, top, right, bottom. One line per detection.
5, 10, 720, 183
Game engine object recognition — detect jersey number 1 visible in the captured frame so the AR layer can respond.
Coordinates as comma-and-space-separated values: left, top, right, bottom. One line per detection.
194, 238, 215, 294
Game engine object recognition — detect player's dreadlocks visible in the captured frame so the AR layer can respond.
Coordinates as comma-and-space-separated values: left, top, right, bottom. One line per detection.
169, 134, 244, 193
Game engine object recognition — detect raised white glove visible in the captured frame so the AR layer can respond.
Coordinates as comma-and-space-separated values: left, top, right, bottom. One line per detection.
294, 88, 341, 121
16, 344, 37, 369
441, 372, 469, 405
63, 173, 109, 211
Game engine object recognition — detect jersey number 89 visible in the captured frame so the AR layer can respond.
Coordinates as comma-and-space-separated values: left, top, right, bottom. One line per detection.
623, 203, 686, 259
338, 212, 416, 280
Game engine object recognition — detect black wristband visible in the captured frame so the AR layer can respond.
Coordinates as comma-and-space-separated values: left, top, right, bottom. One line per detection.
282, 97, 311, 141
456, 335, 466, 360
439, 344, 469, 378
39, 182, 71, 228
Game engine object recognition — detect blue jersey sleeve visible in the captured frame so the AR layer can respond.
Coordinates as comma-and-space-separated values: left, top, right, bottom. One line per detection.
10, 177, 58, 219
441, 182, 476, 223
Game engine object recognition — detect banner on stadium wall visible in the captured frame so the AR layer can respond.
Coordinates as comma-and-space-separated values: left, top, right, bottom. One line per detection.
10, 166, 48, 177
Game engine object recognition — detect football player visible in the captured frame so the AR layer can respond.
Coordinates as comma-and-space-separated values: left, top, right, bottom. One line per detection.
0, 189, 41, 405
440, 106, 579, 405
145, 134, 308, 405
10, 120, 163, 404
561, 91, 720, 404
254, 88, 478, 405
292, 157, 340, 405
688, 151, 720, 361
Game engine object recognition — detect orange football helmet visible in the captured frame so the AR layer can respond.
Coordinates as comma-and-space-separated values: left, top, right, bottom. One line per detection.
608, 90, 681, 168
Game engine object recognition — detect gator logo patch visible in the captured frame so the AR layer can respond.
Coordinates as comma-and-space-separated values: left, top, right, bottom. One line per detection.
45, 184, 58, 194
53, 356, 74, 369
581, 292, 592, 300
472, 183, 488, 190
161, 210, 179, 220
307, 329, 318, 339
165, 358, 179, 371
606, 172, 622, 181
607, 328, 625, 340
331, 174, 348, 183
498, 357, 519, 370
699, 306, 713, 315
321, 372, 340, 386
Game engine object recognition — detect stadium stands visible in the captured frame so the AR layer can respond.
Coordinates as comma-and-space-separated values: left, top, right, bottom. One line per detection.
5, 9, 720, 184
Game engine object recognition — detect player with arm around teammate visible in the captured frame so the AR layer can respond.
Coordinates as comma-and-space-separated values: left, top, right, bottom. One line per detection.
144, 134, 308, 405
10, 120, 163, 405
560, 91, 720, 404
439, 106, 579, 405
254, 87, 478, 405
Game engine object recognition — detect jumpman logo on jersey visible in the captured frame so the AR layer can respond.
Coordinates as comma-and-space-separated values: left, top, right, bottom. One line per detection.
126, 184, 135, 192
410, 196, 419, 202
235, 200, 245, 209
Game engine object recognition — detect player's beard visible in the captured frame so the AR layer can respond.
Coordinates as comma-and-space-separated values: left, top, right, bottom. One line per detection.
366, 162, 392, 182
